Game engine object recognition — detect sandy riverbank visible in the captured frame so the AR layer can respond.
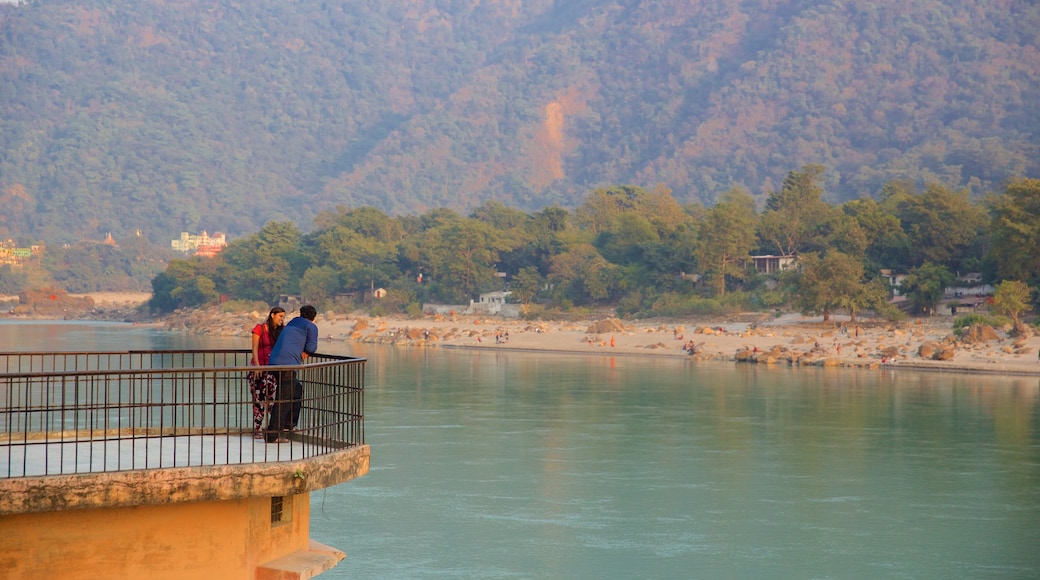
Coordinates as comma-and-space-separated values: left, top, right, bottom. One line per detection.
8, 290, 1036, 375
167, 305, 1040, 377
0, 291, 152, 306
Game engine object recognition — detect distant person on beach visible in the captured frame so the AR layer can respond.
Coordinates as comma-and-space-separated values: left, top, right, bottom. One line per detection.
266, 305, 318, 443
248, 306, 285, 439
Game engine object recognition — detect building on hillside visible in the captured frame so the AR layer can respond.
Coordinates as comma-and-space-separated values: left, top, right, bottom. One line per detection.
946, 273, 993, 298
423, 291, 521, 318
879, 269, 910, 301
0, 239, 43, 266
750, 254, 797, 275
469, 291, 520, 317
172, 230, 228, 256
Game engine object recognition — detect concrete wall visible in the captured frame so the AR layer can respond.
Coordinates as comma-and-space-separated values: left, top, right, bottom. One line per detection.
0, 444, 369, 578
0, 494, 309, 579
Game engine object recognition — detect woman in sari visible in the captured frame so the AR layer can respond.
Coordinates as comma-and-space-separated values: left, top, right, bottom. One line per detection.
249, 306, 286, 439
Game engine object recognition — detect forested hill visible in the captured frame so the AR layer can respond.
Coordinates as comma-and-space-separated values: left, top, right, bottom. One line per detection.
0, 0, 1037, 245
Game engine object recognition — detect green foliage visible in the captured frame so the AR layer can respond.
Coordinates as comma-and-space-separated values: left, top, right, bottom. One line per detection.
0, 265, 29, 295
404, 302, 423, 318
952, 314, 1011, 336
986, 179, 1040, 285
217, 222, 306, 303
368, 289, 412, 318
991, 280, 1032, 325
898, 263, 956, 315
695, 188, 757, 297
510, 266, 544, 305
149, 256, 222, 312
882, 183, 988, 271
759, 165, 838, 256
142, 174, 1016, 323
784, 251, 861, 321
299, 266, 341, 310
642, 291, 756, 318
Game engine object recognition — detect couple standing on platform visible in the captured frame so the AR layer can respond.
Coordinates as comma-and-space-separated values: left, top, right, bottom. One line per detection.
249, 304, 319, 443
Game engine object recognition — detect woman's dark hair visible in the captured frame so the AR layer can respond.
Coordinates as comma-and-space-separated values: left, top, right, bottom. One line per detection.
265, 306, 286, 336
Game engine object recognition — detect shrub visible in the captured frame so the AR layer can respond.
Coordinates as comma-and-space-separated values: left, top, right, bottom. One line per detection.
952, 313, 1010, 336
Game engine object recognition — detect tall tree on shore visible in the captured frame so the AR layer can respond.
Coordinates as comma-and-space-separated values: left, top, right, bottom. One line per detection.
757, 165, 838, 257
991, 280, 1032, 326
883, 182, 988, 271
695, 188, 757, 297
898, 262, 955, 316
785, 250, 866, 323
986, 179, 1040, 285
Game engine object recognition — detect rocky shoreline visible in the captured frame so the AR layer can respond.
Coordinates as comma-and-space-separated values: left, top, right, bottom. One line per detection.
151, 305, 1040, 377
5, 289, 1039, 376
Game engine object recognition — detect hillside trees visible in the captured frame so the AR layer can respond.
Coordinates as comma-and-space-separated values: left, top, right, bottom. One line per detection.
881, 182, 988, 271
1, 0, 1037, 246
783, 250, 876, 323
695, 188, 757, 298
986, 179, 1040, 286
39, 234, 170, 293
839, 197, 909, 271
410, 217, 517, 303
548, 243, 618, 305
898, 263, 956, 315
149, 257, 220, 311
757, 165, 838, 257
141, 171, 1017, 321
991, 280, 1032, 326
310, 207, 402, 296
217, 222, 307, 303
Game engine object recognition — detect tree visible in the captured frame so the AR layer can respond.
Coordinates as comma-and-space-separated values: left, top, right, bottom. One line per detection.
840, 197, 909, 271
785, 250, 865, 322
300, 265, 342, 308
416, 218, 514, 302
835, 277, 892, 323
595, 212, 659, 265
574, 185, 649, 235
548, 243, 617, 305
986, 179, 1040, 284
757, 165, 837, 256
991, 280, 1032, 326
884, 183, 988, 270
0, 265, 29, 295
510, 266, 544, 305
898, 263, 954, 316
695, 188, 757, 297
217, 221, 306, 302
149, 257, 220, 312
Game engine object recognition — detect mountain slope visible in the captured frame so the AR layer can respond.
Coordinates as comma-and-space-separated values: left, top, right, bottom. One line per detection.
0, 0, 1036, 244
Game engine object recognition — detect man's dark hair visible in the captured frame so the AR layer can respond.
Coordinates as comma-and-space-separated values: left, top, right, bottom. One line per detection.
300, 305, 317, 321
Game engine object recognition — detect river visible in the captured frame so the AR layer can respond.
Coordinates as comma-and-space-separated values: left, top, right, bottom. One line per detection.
3, 321, 1039, 578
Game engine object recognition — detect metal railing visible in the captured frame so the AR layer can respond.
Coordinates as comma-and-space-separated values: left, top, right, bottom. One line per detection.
0, 350, 365, 478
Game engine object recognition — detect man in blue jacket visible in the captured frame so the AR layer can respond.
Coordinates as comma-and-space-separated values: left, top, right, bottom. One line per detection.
266, 305, 319, 443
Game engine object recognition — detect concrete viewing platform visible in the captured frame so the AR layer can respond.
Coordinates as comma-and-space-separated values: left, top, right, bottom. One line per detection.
0, 348, 368, 579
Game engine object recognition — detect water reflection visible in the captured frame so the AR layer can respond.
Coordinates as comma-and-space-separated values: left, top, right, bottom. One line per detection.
0, 320, 242, 352
310, 345, 1040, 578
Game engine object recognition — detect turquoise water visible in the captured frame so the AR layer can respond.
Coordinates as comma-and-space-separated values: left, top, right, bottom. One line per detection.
4, 322, 1039, 578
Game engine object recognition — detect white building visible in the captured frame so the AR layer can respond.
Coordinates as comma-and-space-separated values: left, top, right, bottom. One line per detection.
171, 231, 227, 254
